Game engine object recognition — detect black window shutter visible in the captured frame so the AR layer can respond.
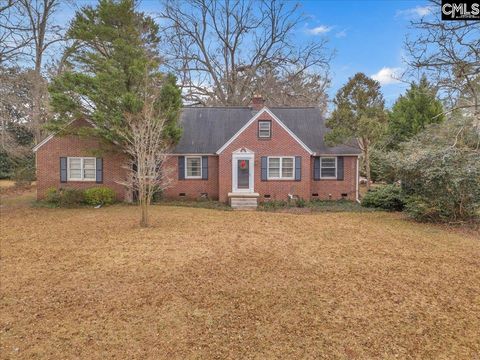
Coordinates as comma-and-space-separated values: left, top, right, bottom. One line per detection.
261, 156, 267, 181
60, 157, 67, 183
178, 156, 185, 180
295, 156, 301, 181
96, 158, 103, 183
337, 156, 344, 181
202, 156, 208, 180
313, 157, 320, 180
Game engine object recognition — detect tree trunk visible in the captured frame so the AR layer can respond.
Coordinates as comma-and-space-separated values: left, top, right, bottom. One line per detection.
140, 194, 149, 227
31, 70, 43, 143
364, 144, 371, 190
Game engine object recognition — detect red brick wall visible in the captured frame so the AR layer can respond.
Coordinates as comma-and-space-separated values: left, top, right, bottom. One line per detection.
163, 155, 219, 200
36, 115, 359, 203
35, 120, 128, 201
311, 156, 358, 200
218, 111, 312, 202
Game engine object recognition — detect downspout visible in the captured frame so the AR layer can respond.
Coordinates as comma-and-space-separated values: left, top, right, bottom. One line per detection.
355, 156, 360, 203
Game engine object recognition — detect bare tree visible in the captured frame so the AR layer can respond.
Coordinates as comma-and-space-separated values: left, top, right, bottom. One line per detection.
253, 64, 330, 110
161, 0, 331, 106
0, 66, 32, 153
119, 86, 173, 227
405, 0, 480, 115
18, 0, 64, 143
0, 0, 32, 64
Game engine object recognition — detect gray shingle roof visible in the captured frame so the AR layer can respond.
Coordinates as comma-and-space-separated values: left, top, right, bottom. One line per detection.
172, 107, 361, 155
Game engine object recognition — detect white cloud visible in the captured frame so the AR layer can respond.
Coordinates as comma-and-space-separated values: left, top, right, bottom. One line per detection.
396, 5, 433, 18
335, 29, 347, 38
371, 67, 402, 85
306, 25, 332, 35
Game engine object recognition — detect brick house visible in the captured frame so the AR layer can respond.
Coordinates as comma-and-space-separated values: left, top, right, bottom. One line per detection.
33, 97, 361, 208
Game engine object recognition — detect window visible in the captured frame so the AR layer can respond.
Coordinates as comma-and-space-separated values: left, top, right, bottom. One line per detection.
185, 156, 202, 178
320, 157, 337, 179
258, 120, 271, 138
68, 157, 96, 181
268, 157, 294, 179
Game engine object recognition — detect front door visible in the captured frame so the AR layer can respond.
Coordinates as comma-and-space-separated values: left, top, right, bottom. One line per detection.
237, 159, 250, 190
232, 152, 254, 193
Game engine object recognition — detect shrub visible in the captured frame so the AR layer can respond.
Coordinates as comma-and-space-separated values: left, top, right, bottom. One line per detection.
393, 116, 480, 223
84, 187, 116, 206
260, 200, 289, 211
403, 196, 445, 222
13, 163, 35, 187
295, 198, 306, 208
361, 184, 405, 211
45, 188, 85, 207
0, 150, 14, 179
45, 187, 61, 204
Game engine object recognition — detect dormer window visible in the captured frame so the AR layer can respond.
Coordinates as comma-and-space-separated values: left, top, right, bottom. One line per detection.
258, 120, 271, 138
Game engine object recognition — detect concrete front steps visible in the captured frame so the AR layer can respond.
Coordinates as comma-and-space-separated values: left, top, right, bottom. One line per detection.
228, 192, 259, 210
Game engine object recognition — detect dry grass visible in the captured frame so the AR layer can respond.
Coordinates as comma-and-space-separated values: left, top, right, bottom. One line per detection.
1, 192, 479, 359
0, 180, 15, 188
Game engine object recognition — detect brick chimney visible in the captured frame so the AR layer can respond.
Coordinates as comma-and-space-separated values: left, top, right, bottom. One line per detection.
251, 94, 265, 111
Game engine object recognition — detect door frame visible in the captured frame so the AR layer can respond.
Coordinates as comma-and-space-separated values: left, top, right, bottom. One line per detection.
232, 149, 254, 193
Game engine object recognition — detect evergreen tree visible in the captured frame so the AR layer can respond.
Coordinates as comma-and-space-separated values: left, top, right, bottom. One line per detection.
386, 76, 444, 149
48, 0, 182, 145
325, 73, 387, 188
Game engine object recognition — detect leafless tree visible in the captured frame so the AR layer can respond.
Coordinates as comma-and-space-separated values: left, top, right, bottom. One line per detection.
405, 0, 480, 116
0, 66, 32, 158
18, 0, 64, 143
0, 0, 32, 64
160, 0, 331, 107
253, 64, 330, 110
119, 84, 173, 227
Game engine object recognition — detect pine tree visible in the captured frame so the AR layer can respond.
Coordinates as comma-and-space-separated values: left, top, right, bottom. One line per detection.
48, 0, 182, 145
386, 75, 444, 149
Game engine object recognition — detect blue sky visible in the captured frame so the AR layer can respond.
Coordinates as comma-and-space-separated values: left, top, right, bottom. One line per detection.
58, 0, 434, 107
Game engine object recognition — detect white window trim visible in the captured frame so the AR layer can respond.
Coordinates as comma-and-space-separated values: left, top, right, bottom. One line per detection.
258, 120, 271, 138
67, 157, 96, 182
267, 156, 295, 180
320, 156, 337, 179
232, 151, 255, 193
185, 156, 202, 179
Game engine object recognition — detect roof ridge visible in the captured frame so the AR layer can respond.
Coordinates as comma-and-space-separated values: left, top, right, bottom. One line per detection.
183, 106, 251, 109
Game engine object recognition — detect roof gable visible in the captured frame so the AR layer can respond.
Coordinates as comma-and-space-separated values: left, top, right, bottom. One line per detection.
216, 107, 313, 154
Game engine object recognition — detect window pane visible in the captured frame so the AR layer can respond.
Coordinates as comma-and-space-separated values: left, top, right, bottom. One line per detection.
282, 158, 294, 178
268, 157, 280, 177
69, 158, 81, 169
321, 158, 335, 167
83, 158, 95, 169
69, 169, 82, 179
68, 158, 82, 179
84, 169, 96, 179
186, 157, 201, 177
259, 121, 271, 137
321, 168, 336, 177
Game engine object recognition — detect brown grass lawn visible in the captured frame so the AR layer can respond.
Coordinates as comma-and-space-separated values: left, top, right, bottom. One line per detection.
1, 190, 479, 359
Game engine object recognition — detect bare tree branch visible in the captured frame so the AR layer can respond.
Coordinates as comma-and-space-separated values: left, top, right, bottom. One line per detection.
160, 0, 332, 107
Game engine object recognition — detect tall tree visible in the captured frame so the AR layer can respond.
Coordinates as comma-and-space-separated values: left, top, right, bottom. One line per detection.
325, 73, 387, 189
48, 0, 182, 146
160, 0, 331, 106
0, 0, 64, 143
386, 75, 445, 149
405, 0, 479, 116
20, 0, 64, 143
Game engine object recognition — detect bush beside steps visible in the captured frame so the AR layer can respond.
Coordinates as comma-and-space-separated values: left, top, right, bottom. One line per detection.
45, 187, 116, 207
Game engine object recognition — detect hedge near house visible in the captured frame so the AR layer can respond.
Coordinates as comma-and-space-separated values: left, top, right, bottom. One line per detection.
394, 115, 480, 223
